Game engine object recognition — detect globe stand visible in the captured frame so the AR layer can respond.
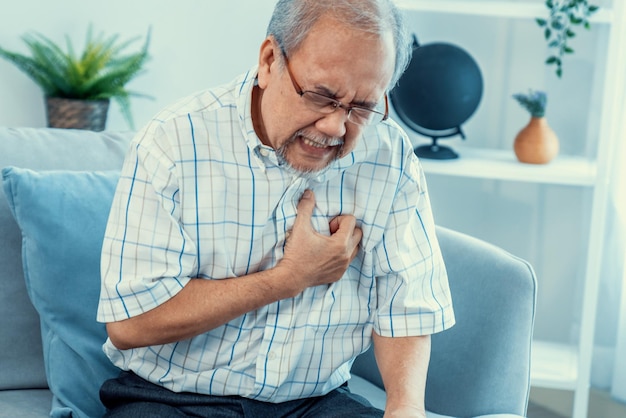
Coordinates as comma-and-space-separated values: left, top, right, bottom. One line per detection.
413, 126, 466, 160
415, 142, 458, 160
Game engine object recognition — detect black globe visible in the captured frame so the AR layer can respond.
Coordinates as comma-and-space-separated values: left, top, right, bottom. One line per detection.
391, 41, 483, 135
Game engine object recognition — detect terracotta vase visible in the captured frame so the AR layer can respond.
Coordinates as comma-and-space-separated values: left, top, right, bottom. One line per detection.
513, 116, 559, 164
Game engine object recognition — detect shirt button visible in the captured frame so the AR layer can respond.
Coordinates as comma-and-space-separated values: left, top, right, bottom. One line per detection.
267, 351, 277, 361
259, 148, 270, 157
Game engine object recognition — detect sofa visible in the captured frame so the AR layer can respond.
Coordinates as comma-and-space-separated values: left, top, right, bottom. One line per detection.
0, 127, 536, 418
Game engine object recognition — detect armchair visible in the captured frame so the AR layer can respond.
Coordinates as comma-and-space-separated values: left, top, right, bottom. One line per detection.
351, 226, 537, 417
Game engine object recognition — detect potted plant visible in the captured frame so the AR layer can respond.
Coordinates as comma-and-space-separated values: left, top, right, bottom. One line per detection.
0, 26, 150, 131
512, 89, 559, 164
536, 0, 599, 78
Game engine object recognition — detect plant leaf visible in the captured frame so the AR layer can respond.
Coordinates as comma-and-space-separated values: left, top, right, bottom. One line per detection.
546, 56, 559, 64
545, 27, 552, 39
570, 16, 583, 24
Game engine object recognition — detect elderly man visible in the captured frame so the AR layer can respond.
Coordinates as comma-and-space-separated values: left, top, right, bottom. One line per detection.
97, 0, 455, 417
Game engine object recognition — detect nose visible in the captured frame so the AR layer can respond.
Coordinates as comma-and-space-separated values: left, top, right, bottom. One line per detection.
315, 108, 348, 139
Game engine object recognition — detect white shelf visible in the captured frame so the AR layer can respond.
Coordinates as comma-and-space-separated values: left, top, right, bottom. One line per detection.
419, 146, 597, 187
395, 0, 614, 23
531, 340, 579, 390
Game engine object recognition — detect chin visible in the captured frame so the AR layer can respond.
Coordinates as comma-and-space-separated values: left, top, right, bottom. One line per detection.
277, 154, 335, 179
285, 161, 331, 179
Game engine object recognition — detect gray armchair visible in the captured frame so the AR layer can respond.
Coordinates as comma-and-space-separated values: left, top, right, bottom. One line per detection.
351, 226, 537, 418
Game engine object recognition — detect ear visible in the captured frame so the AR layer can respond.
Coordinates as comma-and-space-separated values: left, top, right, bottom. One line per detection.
257, 36, 279, 89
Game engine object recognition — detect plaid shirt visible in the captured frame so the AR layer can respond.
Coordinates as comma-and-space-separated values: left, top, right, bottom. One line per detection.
97, 66, 455, 403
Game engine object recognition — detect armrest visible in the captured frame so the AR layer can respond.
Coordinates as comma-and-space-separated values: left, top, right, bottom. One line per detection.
425, 227, 536, 417
351, 226, 537, 418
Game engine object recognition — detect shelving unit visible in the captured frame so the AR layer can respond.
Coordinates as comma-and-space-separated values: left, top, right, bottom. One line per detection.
395, 1, 626, 417
395, 0, 614, 21
417, 145, 597, 187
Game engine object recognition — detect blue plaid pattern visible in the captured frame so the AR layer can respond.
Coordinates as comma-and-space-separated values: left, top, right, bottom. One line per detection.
97, 67, 454, 403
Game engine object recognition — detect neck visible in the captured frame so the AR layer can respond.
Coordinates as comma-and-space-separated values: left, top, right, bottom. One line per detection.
251, 82, 269, 146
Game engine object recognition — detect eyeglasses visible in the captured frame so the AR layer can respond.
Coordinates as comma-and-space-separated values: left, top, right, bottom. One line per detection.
282, 52, 389, 126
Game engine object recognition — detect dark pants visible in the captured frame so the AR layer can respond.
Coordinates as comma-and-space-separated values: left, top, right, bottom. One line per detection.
100, 371, 384, 418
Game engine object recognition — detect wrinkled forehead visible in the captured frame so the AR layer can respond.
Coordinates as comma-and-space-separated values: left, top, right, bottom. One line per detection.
295, 27, 394, 100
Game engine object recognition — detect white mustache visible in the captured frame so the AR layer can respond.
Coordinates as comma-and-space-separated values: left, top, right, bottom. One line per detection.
295, 130, 344, 148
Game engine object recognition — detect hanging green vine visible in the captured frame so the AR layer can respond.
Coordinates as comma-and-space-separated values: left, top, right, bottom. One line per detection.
536, 0, 599, 78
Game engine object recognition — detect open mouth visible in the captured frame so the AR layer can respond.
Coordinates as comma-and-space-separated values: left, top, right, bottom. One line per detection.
276, 133, 344, 177
300, 135, 343, 149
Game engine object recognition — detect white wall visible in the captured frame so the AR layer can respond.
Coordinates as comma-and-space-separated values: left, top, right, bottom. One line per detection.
0, 0, 276, 130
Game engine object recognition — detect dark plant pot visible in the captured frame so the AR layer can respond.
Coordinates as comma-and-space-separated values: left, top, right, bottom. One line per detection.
45, 97, 110, 131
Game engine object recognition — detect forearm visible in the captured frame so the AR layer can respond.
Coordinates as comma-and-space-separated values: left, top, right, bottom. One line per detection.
105, 190, 362, 350
106, 266, 297, 350
373, 332, 431, 418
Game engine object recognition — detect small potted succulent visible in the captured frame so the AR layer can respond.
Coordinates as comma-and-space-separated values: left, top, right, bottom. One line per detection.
0, 26, 150, 131
512, 89, 559, 164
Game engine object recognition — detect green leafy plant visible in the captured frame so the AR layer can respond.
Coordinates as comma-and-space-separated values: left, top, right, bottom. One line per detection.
0, 26, 150, 128
536, 0, 599, 78
513, 89, 547, 118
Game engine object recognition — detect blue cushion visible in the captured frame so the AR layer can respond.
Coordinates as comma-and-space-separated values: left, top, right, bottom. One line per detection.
2, 167, 121, 418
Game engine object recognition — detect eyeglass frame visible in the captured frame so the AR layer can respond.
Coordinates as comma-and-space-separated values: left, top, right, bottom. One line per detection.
280, 49, 389, 126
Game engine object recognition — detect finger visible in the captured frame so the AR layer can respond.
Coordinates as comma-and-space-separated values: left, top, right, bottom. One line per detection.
346, 226, 363, 261
351, 226, 363, 245
330, 216, 363, 253
348, 226, 363, 254
350, 240, 361, 260
293, 189, 315, 230
329, 214, 357, 236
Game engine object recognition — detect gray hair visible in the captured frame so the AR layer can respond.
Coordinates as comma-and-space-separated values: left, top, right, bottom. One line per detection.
266, 0, 412, 89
